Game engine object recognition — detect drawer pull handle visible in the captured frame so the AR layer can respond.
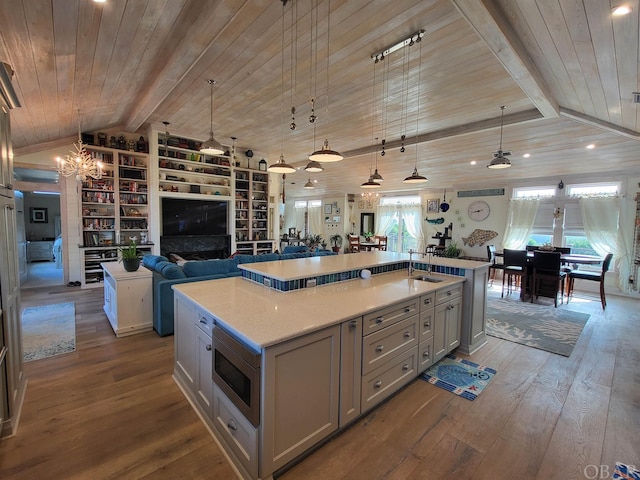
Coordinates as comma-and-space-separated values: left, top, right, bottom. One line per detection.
375, 316, 384, 324
423, 351, 430, 358
402, 364, 410, 371
206, 344, 212, 351
403, 332, 411, 338
424, 298, 431, 305
349, 320, 358, 329
447, 291, 452, 296
448, 304, 454, 310
199, 317, 207, 324
424, 321, 430, 328
404, 307, 411, 312
375, 345, 384, 352
374, 381, 382, 389
227, 419, 238, 431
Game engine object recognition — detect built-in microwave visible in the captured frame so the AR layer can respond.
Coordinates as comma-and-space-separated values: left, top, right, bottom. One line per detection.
212, 324, 261, 427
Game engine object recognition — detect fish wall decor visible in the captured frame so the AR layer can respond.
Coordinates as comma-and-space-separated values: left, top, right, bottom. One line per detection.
461, 229, 498, 246
426, 217, 445, 224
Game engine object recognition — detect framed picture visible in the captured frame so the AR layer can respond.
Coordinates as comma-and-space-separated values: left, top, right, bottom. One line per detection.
333, 215, 341, 223
30, 207, 48, 223
427, 199, 440, 213
288, 227, 297, 237
324, 204, 333, 214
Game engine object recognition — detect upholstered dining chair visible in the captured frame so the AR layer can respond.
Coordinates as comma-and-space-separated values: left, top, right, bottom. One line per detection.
567, 253, 613, 309
487, 245, 505, 286
502, 249, 528, 299
374, 235, 387, 251
531, 250, 566, 307
348, 234, 361, 253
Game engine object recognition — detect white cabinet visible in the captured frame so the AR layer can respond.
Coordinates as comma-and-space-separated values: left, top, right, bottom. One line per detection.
433, 285, 462, 362
418, 293, 435, 371
101, 262, 152, 337
262, 325, 341, 474
195, 314, 214, 416
339, 317, 362, 427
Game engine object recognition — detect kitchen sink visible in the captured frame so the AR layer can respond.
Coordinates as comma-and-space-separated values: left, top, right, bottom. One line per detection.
412, 275, 444, 283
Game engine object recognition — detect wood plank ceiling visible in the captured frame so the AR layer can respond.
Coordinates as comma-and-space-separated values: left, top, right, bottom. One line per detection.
0, 0, 638, 199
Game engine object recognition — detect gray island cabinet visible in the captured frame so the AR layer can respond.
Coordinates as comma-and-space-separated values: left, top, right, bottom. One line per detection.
172, 252, 488, 480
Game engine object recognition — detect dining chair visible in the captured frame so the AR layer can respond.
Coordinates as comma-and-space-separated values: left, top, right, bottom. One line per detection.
374, 235, 387, 251
348, 234, 361, 253
502, 249, 528, 299
530, 250, 566, 307
487, 245, 505, 286
567, 253, 613, 309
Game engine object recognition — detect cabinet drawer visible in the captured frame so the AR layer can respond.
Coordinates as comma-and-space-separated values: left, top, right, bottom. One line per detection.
418, 337, 434, 372
361, 346, 418, 412
212, 386, 258, 479
363, 299, 419, 336
362, 316, 418, 375
195, 308, 214, 337
419, 309, 433, 340
435, 285, 462, 304
420, 292, 436, 311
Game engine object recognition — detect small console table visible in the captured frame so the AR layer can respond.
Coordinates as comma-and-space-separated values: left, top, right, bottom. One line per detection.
101, 262, 152, 337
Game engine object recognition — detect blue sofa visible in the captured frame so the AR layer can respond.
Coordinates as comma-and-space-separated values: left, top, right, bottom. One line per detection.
142, 249, 336, 336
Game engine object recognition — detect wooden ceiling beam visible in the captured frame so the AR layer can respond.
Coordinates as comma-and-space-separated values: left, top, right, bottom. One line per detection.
450, 0, 559, 118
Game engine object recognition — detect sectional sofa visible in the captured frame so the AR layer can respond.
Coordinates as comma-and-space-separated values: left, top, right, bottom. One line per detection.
142, 248, 336, 336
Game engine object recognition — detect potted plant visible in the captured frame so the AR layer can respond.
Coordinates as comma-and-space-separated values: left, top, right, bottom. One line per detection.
363, 231, 373, 242
330, 234, 343, 253
304, 234, 323, 251
444, 242, 462, 258
119, 241, 142, 272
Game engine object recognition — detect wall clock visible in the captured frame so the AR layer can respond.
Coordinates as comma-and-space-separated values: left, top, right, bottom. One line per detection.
468, 200, 490, 221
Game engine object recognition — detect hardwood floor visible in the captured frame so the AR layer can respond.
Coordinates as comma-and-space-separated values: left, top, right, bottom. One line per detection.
1, 284, 638, 479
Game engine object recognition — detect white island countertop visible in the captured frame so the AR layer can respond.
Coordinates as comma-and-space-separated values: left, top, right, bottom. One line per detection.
238, 250, 489, 281
173, 268, 465, 352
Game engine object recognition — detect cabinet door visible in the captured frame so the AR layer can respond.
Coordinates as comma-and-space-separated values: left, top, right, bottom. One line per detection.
339, 317, 361, 427
174, 297, 196, 390
445, 296, 462, 352
195, 325, 213, 417
262, 325, 340, 475
433, 302, 448, 362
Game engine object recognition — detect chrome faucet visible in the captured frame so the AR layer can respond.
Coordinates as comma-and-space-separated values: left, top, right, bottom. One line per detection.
408, 248, 433, 276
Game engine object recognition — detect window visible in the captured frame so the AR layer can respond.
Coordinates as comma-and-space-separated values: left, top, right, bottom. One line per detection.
567, 183, 619, 196
513, 187, 555, 199
377, 196, 423, 253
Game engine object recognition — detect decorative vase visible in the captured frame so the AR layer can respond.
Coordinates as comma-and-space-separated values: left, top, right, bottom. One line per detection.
122, 258, 140, 272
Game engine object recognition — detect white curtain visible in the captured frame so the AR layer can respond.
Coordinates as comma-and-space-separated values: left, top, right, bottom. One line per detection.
502, 199, 540, 249
376, 205, 396, 236
308, 204, 323, 236
579, 196, 631, 292
402, 204, 426, 252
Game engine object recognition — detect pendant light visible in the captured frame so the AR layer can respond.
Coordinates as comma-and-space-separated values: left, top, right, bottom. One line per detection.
403, 41, 427, 184
200, 79, 225, 155
305, 160, 324, 172
304, 178, 315, 189
309, 0, 342, 162
361, 175, 381, 189
268, 3, 296, 174
487, 105, 511, 169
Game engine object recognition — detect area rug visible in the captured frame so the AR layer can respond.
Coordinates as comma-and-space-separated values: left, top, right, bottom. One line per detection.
486, 299, 590, 357
614, 462, 640, 480
22, 302, 76, 362
420, 354, 496, 401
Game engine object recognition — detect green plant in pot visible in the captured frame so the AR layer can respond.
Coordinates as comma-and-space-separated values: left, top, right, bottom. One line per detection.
444, 242, 462, 258
119, 241, 141, 272
330, 234, 343, 253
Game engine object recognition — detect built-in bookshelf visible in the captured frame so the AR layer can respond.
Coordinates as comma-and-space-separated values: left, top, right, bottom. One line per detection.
234, 167, 272, 253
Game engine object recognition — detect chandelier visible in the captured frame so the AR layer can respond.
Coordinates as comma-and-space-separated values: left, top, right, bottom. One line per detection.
56, 119, 102, 182
361, 191, 379, 201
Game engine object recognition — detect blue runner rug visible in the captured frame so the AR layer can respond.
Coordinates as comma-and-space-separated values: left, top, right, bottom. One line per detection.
420, 354, 496, 401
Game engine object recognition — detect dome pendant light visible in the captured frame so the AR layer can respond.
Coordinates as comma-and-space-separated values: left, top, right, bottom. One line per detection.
403, 42, 427, 184
309, 138, 343, 162
305, 160, 324, 172
200, 79, 225, 155
304, 178, 315, 189
361, 175, 381, 189
487, 105, 512, 169
269, 2, 296, 175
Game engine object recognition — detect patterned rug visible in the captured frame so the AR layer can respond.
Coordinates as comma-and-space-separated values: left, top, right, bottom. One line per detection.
420, 354, 496, 401
614, 462, 640, 480
22, 302, 76, 362
486, 299, 590, 357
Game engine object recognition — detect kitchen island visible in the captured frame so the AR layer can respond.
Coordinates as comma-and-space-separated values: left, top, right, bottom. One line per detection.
172, 252, 489, 480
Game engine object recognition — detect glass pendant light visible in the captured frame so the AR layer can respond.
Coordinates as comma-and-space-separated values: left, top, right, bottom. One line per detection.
487, 106, 512, 169
200, 79, 225, 155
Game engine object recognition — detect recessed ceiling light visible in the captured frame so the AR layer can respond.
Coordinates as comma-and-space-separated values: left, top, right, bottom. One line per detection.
586, 144, 596, 149
523, 153, 530, 158
94, 0, 106, 3
612, 5, 632, 15
470, 160, 476, 165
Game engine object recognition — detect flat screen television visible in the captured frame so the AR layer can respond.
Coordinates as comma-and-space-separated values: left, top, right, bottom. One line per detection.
161, 198, 228, 237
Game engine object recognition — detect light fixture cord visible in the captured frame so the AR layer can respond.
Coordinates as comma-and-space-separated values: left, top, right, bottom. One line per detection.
281, 2, 285, 157
414, 41, 423, 168
499, 105, 505, 150
289, 0, 296, 128
370, 61, 377, 169
209, 80, 214, 137
401, 41, 410, 148
324, 0, 331, 136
